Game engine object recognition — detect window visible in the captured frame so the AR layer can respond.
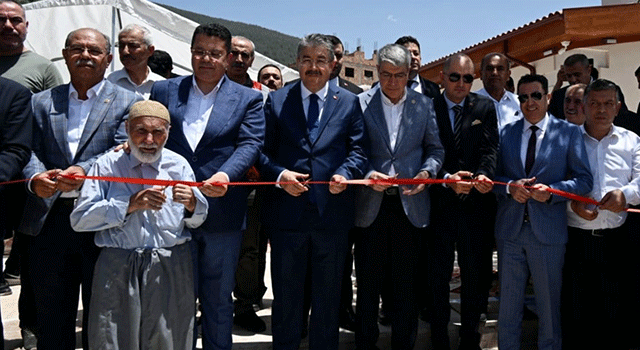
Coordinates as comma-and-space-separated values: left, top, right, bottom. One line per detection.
345, 67, 355, 77
364, 70, 373, 78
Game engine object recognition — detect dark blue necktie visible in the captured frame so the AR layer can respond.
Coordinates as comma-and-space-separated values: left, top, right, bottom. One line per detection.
307, 93, 320, 142
525, 125, 539, 175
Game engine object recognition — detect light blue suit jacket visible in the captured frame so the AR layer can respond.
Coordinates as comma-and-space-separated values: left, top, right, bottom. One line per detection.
150, 75, 265, 233
494, 116, 593, 245
20, 80, 141, 236
355, 87, 444, 228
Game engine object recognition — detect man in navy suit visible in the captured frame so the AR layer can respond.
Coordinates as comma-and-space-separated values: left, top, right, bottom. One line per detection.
354, 43, 443, 349
150, 23, 264, 350
258, 33, 367, 350
428, 53, 498, 350
493, 74, 592, 350
20, 28, 141, 350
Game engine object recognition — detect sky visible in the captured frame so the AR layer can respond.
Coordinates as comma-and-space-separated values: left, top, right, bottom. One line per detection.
154, 0, 603, 64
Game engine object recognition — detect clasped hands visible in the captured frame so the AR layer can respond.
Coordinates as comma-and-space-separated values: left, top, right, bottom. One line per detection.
447, 171, 494, 195
280, 170, 347, 197
570, 189, 626, 221
367, 171, 430, 195
128, 184, 196, 213
32, 166, 86, 198
509, 177, 550, 204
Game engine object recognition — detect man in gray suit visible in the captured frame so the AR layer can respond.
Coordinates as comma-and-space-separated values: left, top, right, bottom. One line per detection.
19, 28, 141, 350
354, 43, 444, 349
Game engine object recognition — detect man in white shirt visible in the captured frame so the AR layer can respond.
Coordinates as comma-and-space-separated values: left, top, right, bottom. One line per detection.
107, 24, 164, 99
563, 79, 640, 349
475, 52, 521, 130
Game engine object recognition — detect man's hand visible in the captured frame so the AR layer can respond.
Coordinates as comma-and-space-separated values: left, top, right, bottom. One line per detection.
510, 177, 535, 204
173, 184, 196, 212
367, 171, 395, 192
474, 174, 494, 194
403, 171, 429, 196
32, 169, 60, 198
128, 186, 167, 213
113, 141, 130, 154
599, 189, 627, 213
530, 183, 551, 203
570, 199, 598, 221
56, 166, 85, 192
329, 174, 347, 194
201, 172, 229, 197
280, 170, 309, 197
448, 171, 474, 194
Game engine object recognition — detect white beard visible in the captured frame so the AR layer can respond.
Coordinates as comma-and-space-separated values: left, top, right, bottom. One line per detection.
129, 137, 165, 164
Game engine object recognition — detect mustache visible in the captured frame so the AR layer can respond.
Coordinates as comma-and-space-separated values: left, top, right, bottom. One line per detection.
231, 62, 245, 68
304, 70, 322, 76
74, 59, 96, 67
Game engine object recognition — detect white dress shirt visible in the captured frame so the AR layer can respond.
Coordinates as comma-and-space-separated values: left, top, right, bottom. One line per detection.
380, 88, 407, 176
68, 80, 105, 158
475, 88, 521, 131
567, 125, 640, 229
408, 75, 421, 94
107, 68, 165, 100
183, 75, 223, 152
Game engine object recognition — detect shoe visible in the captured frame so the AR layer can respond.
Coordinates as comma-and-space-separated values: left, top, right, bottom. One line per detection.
0, 280, 11, 296
339, 306, 356, 331
234, 310, 266, 333
4, 271, 20, 286
22, 328, 37, 350
378, 307, 390, 326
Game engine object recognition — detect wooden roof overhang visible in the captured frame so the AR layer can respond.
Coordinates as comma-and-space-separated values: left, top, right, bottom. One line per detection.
419, 3, 640, 85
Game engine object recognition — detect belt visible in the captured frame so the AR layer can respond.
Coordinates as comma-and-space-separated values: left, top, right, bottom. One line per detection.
384, 187, 399, 196
577, 227, 615, 238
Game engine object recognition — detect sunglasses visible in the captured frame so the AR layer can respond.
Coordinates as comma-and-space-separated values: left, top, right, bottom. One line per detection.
447, 73, 474, 84
517, 91, 544, 103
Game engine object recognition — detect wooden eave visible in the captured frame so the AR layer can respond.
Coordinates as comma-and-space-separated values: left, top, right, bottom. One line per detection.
419, 3, 640, 85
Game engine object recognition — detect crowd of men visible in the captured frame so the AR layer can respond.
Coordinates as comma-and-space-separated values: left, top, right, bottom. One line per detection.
1, 0, 640, 349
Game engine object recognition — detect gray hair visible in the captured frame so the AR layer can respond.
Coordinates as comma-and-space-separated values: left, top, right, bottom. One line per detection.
377, 44, 411, 69
232, 36, 255, 56
65, 28, 111, 53
120, 24, 153, 46
297, 34, 334, 61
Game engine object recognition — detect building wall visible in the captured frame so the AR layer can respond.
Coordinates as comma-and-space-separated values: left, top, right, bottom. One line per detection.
341, 49, 378, 89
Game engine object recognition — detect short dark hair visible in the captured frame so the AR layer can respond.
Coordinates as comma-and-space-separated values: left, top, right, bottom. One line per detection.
517, 74, 549, 94
635, 65, 640, 77
257, 64, 281, 79
191, 23, 231, 52
584, 79, 620, 103
394, 36, 420, 51
325, 35, 342, 50
564, 53, 590, 68
481, 52, 511, 71
148, 50, 173, 78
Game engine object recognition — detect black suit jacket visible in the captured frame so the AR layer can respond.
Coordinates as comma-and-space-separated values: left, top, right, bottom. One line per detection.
419, 76, 441, 100
338, 77, 363, 94
549, 86, 568, 120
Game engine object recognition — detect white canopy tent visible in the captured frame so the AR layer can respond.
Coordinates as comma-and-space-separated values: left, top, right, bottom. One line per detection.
23, 0, 299, 83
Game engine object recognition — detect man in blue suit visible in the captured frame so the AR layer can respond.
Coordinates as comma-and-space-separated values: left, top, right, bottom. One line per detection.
19, 28, 141, 350
354, 44, 443, 349
493, 74, 592, 350
258, 33, 367, 350
149, 23, 264, 350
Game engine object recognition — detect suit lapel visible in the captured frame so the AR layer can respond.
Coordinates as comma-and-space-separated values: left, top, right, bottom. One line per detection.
396, 91, 419, 153
511, 119, 526, 176
435, 94, 455, 147
196, 78, 239, 152
50, 85, 73, 163
365, 89, 393, 153
312, 85, 340, 146
168, 77, 194, 155
75, 81, 117, 161
530, 116, 553, 175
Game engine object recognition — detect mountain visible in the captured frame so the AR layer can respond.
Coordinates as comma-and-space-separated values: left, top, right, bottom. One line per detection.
156, 3, 300, 65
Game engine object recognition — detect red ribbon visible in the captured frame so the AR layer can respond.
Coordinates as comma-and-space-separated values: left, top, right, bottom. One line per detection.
6, 174, 640, 214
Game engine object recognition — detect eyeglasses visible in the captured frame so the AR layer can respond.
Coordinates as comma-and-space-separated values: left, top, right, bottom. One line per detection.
447, 73, 474, 84
299, 57, 329, 67
191, 48, 225, 60
379, 72, 408, 80
65, 45, 106, 57
116, 41, 144, 50
230, 50, 252, 60
518, 91, 544, 103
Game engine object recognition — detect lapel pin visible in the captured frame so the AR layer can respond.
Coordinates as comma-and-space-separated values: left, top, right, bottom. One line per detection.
333, 95, 338, 100
104, 99, 110, 103
411, 99, 416, 104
